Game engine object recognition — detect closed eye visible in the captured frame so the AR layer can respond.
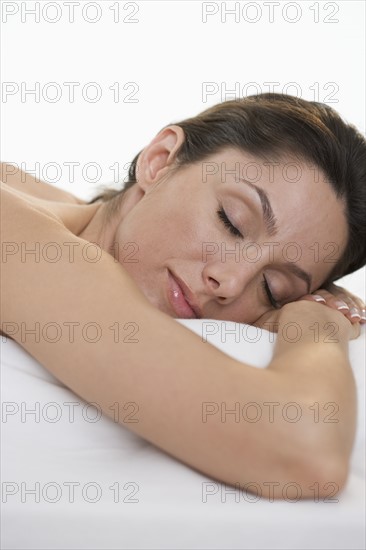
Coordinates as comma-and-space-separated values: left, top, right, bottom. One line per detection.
217, 205, 282, 309
217, 206, 244, 239
262, 274, 281, 309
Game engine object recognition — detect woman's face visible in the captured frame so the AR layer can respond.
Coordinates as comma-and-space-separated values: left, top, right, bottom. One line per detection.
95, 127, 348, 324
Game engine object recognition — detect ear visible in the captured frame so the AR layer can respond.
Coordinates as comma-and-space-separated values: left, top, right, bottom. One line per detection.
135, 125, 185, 193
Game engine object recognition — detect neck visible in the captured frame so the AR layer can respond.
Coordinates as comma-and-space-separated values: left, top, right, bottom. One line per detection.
77, 201, 121, 256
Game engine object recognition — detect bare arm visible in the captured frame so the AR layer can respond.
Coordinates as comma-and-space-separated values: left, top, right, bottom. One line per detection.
1, 183, 356, 499
0, 162, 86, 204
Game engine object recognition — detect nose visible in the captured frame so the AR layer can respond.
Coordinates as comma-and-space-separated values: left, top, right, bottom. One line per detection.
202, 259, 255, 305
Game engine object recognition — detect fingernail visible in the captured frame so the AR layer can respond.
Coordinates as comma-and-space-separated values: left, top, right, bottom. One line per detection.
312, 295, 326, 303
350, 307, 361, 319
361, 309, 366, 321
335, 300, 349, 311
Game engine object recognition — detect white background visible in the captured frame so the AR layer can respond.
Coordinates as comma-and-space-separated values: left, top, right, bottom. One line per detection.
1, 0, 365, 298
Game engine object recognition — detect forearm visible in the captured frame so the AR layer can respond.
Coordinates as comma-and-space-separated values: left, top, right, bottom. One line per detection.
267, 304, 356, 476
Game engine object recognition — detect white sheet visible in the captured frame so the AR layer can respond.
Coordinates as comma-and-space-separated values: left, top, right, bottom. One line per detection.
1, 319, 365, 550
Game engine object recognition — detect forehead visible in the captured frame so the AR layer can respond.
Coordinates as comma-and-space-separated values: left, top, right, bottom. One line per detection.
200, 146, 324, 189
198, 147, 349, 287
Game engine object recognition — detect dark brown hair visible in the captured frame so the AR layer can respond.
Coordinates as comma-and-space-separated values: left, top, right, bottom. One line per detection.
88, 93, 366, 287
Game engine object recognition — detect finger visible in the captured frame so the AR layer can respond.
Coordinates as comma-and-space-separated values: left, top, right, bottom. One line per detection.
326, 283, 366, 314
340, 296, 366, 322
308, 289, 365, 324
302, 290, 350, 311
333, 293, 364, 324
333, 289, 366, 310
349, 320, 361, 341
298, 294, 327, 304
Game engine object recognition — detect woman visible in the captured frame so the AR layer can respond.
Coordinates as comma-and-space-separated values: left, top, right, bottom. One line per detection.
1, 93, 366, 500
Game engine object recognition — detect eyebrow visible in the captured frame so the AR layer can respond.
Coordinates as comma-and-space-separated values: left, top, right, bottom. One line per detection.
237, 177, 312, 294
237, 177, 279, 237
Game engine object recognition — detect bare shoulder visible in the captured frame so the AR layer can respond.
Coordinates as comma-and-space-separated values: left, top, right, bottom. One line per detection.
0, 180, 100, 236
1, 178, 131, 326
0, 162, 86, 204
0, 180, 66, 228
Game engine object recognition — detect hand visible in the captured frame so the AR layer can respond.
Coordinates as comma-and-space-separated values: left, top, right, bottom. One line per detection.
254, 292, 362, 341
298, 282, 366, 325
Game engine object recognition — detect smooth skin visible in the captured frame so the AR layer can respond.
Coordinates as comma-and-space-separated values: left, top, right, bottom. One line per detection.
0, 139, 365, 500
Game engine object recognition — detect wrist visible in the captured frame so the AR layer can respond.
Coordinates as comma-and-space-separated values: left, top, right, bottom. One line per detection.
272, 301, 350, 355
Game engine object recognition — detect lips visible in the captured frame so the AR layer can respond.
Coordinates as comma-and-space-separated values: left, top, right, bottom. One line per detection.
167, 270, 202, 319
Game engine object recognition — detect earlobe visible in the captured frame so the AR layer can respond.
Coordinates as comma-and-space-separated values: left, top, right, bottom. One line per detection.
135, 125, 185, 192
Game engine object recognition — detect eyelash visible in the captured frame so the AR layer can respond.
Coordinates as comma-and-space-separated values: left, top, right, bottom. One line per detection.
217, 206, 280, 309
217, 206, 243, 238
261, 275, 281, 309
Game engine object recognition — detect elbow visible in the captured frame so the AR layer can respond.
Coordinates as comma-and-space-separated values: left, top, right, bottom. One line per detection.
287, 413, 352, 499
280, 391, 354, 500
253, 453, 350, 501
299, 451, 350, 499
296, 407, 353, 499
213, 442, 350, 501
239, 423, 351, 501
211, 395, 353, 500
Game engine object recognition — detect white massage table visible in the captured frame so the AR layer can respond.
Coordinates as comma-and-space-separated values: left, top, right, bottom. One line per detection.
1, 311, 365, 549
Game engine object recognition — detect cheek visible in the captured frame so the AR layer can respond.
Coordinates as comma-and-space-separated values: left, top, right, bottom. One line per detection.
112, 205, 182, 268
113, 185, 218, 266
